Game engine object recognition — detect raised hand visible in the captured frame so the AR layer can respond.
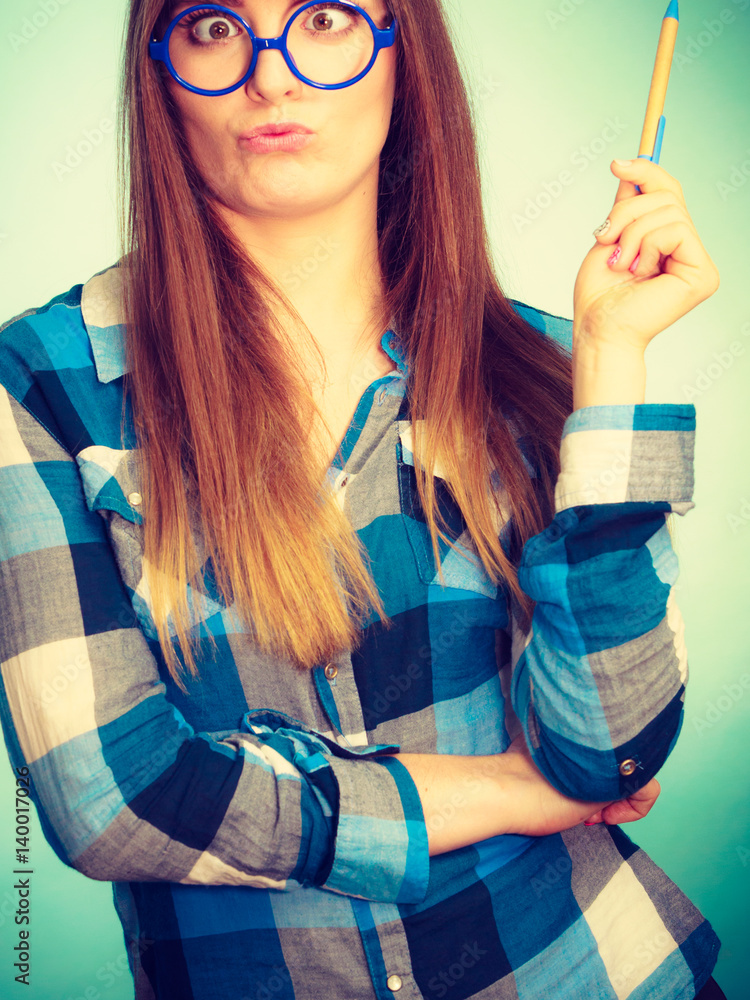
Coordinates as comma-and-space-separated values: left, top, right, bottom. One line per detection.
573, 158, 720, 354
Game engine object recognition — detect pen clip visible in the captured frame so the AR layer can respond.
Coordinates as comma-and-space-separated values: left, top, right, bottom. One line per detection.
651, 114, 666, 165
634, 114, 666, 194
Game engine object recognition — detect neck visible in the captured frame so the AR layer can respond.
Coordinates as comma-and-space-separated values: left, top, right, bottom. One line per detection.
211, 171, 388, 369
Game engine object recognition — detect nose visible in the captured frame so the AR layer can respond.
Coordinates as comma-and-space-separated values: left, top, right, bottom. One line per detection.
244, 37, 302, 99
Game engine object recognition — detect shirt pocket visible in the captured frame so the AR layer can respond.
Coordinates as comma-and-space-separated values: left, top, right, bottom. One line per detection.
395, 420, 511, 602
74, 445, 227, 642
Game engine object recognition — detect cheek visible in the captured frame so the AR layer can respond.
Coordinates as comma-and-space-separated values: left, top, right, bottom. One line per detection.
169, 93, 237, 180
341, 60, 396, 136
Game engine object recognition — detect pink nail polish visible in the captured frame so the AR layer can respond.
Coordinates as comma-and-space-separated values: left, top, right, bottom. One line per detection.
607, 246, 622, 267
629, 253, 641, 273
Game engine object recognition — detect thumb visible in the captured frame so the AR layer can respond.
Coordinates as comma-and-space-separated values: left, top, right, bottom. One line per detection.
611, 158, 639, 203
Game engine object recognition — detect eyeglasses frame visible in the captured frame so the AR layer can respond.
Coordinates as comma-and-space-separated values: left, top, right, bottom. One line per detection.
149, 2, 399, 95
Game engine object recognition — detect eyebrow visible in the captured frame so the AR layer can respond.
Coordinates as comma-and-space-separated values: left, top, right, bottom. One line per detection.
167, 0, 368, 10
167, 0, 320, 9
163, 0, 374, 26
168, 0, 246, 10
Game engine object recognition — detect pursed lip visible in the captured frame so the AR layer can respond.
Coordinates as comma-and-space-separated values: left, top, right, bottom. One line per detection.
239, 122, 314, 140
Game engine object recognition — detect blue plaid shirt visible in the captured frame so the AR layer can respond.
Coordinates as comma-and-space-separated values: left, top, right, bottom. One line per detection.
0, 262, 720, 999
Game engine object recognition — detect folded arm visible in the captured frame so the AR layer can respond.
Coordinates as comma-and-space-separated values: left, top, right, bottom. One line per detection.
507, 399, 695, 802
0, 384, 429, 903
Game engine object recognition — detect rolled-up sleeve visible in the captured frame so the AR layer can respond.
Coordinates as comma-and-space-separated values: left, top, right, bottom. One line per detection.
241, 711, 430, 902
0, 383, 429, 903
508, 403, 695, 801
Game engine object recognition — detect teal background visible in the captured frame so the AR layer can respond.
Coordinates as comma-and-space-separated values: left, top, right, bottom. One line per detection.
1, 1, 748, 997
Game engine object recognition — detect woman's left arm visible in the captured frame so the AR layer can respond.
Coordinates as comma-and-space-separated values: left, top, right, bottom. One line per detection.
507, 158, 720, 804
572, 156, 720, 407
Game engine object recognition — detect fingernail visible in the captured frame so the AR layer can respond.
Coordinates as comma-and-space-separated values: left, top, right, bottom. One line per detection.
593, 218, 611, 238
614, 158, 633, 166
629, 253, 641, 274
607, 246, 622, 267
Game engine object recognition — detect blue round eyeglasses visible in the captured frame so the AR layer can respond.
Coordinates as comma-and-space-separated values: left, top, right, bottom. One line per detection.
149, 3, 399, 95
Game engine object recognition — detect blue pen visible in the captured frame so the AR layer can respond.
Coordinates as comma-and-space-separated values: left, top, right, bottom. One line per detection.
635, 0, 679, 194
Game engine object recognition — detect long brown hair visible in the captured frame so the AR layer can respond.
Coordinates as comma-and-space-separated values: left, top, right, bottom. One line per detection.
117, 0, 575, 693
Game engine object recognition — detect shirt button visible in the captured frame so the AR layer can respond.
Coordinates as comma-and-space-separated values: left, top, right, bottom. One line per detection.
386, 975, 403, 992
324, 663, 338, 680
128, 492, 143, 506
619, 758, 637, 776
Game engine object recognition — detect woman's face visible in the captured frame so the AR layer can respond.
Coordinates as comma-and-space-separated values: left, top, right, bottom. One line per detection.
162, 1, 398, 220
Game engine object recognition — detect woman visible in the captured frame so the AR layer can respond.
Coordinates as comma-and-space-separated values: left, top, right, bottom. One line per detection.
0, 0, 726, 998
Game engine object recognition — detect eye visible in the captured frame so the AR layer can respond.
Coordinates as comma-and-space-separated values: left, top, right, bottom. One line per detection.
182, 10, 243, 43
301, 3, 361, 34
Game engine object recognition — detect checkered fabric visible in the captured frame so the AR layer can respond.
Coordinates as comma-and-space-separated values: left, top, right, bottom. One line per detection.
0, 262, 720, 999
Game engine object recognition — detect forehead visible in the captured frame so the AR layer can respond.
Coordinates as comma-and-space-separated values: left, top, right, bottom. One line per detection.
166, 0, 361, 9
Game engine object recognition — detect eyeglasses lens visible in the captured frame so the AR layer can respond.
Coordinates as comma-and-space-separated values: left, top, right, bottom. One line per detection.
168, 5, 376, 91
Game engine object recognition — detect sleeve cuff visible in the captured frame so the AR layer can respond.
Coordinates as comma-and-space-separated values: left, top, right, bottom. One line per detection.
319, 754, 430, 904
554, 403, 696, 515
241, 709, 430, 904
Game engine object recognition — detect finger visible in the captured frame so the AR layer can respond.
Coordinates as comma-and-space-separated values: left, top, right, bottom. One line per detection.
628, 777, 661, 806
612, 160, 639, 205
601, 779, 661, 824
600, 800, 650, 825
610, 158, 686, 206
604, 206, 689, 275
593, 191, 680, 244
632, 219, 710, 283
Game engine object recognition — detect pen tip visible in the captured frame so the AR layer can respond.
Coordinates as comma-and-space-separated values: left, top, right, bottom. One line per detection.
664, 0, 679, 21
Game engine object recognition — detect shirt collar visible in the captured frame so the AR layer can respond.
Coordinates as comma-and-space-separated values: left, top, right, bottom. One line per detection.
80, 262, 130, 384
380, 328, 410, 378
81, 261, 410, 384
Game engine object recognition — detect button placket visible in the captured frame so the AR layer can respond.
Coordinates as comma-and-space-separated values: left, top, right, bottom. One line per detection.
314, 653, 375, 749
